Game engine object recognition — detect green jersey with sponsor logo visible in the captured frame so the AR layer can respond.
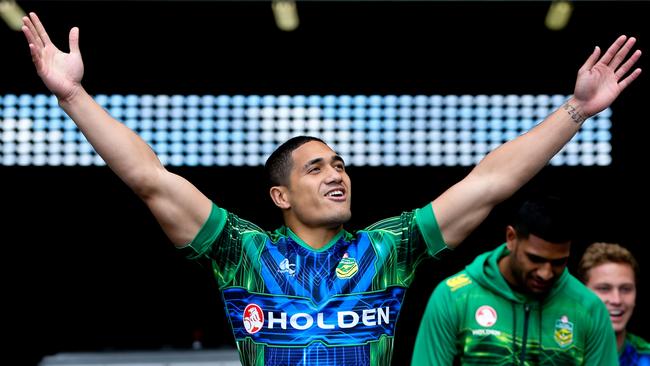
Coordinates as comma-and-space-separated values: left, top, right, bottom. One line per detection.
412, 243, 618, 366
182, 202, 449, 366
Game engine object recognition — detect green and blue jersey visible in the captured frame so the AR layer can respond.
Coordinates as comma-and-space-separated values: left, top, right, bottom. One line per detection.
620, 333, 650, 366
183, 202, 448, 366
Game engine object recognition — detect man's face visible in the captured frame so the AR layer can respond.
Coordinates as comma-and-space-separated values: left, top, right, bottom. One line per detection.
506, 229, 570, 296
585, 262, 636, 333
284, 141, 352, 228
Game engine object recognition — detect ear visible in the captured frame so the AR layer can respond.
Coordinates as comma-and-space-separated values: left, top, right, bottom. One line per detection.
270, 186, 291, 209
505, 225, 517, 251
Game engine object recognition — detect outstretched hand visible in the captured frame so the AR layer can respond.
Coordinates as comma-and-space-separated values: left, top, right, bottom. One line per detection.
22, 12, 84, 102
574, 35, 642, 118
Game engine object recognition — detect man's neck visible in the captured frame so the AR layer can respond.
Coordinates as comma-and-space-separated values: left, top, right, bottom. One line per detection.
498, 256, 518, 288
287, 222, 343, 249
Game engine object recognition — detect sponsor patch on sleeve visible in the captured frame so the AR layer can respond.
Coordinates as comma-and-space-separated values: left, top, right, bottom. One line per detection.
446, 273, 472, 291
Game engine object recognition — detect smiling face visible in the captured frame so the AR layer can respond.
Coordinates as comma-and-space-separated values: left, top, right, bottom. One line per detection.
502, 227, 571, 296
585, 262, 636, 334
275, 141, 352, 229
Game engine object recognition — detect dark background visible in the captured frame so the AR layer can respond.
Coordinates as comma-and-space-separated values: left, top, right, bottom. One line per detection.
2, 1, 648, 365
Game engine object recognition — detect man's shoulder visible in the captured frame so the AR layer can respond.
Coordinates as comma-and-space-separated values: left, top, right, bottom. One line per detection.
628, 333, 650, 353
362, 209, 419, 232
558, 273, 604, 306
435, 270, 477, 297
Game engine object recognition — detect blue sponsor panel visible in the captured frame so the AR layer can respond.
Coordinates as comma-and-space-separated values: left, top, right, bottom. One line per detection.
223, 287, 405, 346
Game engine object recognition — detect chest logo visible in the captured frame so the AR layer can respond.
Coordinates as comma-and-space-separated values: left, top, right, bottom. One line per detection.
475, 305, 497, 327
243, 304, 264, 334
278, 258, 296, 276
554, 315, 574, 347
336, 253, 359, 279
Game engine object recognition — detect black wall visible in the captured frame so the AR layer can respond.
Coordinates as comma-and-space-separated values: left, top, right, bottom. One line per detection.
2, 1, 648, 365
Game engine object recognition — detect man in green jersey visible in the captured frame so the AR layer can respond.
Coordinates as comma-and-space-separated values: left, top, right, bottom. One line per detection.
22, 11, 640, 366
411, 196, 618, 365
579, 242, 650, 366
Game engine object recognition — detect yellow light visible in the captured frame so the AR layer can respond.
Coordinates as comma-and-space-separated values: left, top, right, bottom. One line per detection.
545, 0, 573, 31
0, 0, 26, 31
272, 0, 299, 32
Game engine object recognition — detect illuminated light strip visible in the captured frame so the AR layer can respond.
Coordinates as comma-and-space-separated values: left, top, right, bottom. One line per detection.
0, 94, 612, 167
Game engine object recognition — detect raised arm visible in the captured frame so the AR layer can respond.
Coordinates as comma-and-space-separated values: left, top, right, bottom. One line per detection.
432, 35, 642, 248
22, 12, 211, 246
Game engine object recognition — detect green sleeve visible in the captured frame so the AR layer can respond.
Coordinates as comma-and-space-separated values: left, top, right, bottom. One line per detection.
415, 203, 449, 259
584, 297, 619, 365
411, 280, 459, 365
180, 202, 228, 259
179, 202, 265, 288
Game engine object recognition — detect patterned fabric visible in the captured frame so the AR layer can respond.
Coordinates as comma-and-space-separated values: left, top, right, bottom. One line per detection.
620, 333, 650, 366
182, 202, 448, 366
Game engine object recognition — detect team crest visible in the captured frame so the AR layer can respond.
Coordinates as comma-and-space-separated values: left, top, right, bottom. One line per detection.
475, 305, 497, 327
336, 253, 359, 279
243, 304, 264, 334
554, 315, 574, 347
446, 273, 472, 291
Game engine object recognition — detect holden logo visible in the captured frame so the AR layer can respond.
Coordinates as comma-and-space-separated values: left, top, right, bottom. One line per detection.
475, 305, 497, 327
243, 304, 264, 334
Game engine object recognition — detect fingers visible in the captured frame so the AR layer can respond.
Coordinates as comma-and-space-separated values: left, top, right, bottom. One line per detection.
21, 15, 44, 49
579, 46, 601, 73
608, 37, 637, 70
28, 44, 43, 72
618, 68, 642, 91
69, 27, 80, 53
28, 12, 52, 46
615, 49, 642, 79
599, 35, 628, 65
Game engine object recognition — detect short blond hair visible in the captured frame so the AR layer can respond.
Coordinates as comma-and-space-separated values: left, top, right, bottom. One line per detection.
577, 242, 639, 283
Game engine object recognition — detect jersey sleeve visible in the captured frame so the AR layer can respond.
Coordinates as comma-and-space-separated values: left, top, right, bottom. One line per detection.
414, 202, 450, 259
411, 279, 459, 366
584, 296, 619, 366
364, 203, 450, 287
179, 202, 265, 287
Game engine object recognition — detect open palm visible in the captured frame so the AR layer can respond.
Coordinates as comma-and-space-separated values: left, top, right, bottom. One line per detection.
22, 12, 84, 102
574, 35, 642, 117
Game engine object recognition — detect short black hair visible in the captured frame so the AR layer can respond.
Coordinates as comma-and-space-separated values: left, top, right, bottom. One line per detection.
264, 136, 326, 187
512, 195, 572, 243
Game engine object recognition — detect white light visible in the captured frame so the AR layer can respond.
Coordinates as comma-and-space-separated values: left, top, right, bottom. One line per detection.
79, 154, 93, 166
17, 142, 30, 154
398, 155, 412, 166
383, 154, 397, 166
414, 154, 427, 166
443, 155, 457, 166
0, 93, 613, 167
580, 154, 595, 166
17, 154, 31, 166
33, 154, 47, 166
368, 154, 381, 166
596, 154, 612, 166
428, 154, 442, 166
48, 154, 62, 166
2, 155, 16, 165
459, 154, 473, 166
352, 155, 366, 166
63, 155, 78, 166
566, 154, 580, 166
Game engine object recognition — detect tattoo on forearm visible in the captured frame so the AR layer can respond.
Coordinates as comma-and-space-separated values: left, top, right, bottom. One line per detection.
563, 103, 586, 124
